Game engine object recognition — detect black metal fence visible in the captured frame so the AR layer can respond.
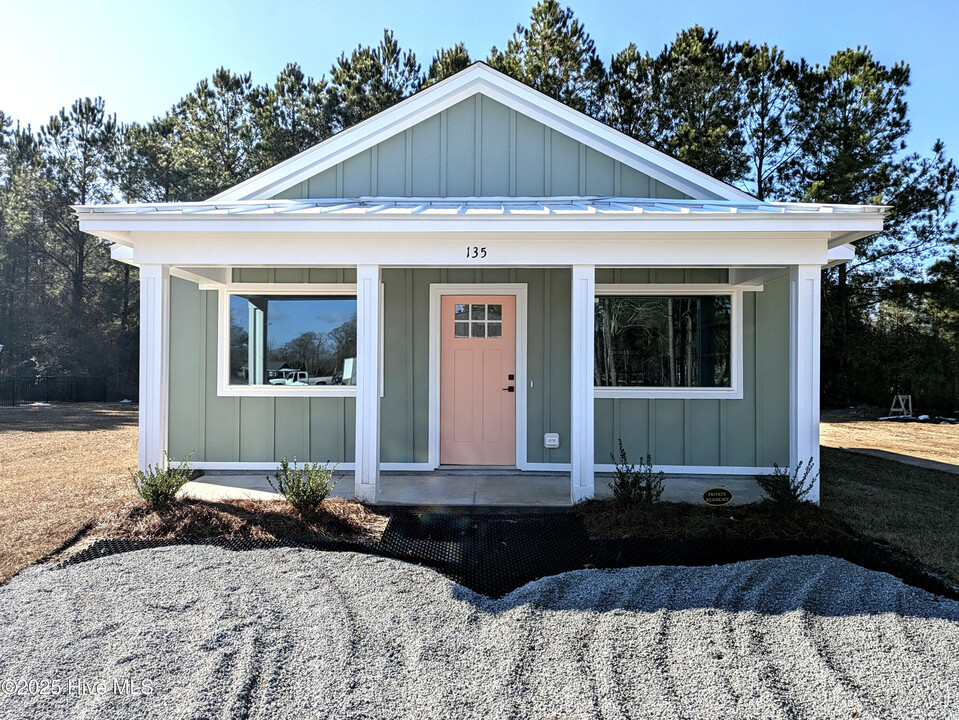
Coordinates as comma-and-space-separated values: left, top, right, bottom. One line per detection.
0, 377, 108, 406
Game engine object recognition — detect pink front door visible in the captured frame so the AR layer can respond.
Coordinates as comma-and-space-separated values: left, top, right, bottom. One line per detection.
440, 295, 516, 465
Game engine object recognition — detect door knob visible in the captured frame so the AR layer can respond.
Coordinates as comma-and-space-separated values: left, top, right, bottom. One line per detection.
502, 386, 515, 392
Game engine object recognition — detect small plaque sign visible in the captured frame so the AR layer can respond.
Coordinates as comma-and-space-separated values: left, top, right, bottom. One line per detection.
703, 487, 733, 506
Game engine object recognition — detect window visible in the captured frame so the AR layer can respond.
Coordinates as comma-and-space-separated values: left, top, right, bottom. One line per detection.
228, 294, 357, 388
594, 292, 738, 396
453, 303, 502, 338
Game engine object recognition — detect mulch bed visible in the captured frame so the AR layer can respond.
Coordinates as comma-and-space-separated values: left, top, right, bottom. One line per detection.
60, 501, 959, 601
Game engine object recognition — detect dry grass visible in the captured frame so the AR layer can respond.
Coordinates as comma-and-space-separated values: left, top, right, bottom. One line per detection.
90, 497, 388, 545
575, 499, 856, 543
821, 406, 959, 467
822, 446, 959, 586
0, 403, 138, 582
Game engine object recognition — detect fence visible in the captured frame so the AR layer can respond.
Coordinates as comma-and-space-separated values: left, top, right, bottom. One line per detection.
0, 377, 108, 406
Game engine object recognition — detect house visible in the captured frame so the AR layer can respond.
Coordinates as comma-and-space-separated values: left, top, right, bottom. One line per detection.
76, 63, 884, 504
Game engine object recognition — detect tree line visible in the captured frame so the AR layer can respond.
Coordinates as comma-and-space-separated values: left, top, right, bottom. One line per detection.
0, 0, 956, 407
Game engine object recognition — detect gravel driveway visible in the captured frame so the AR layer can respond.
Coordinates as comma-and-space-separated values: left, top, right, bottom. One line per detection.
1, 548, 957, 719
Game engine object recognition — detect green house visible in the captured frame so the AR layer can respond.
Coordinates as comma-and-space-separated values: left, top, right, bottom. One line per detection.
76, 63, 885, 505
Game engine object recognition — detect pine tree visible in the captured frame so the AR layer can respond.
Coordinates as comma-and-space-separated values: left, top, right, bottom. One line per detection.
421, 43, 472, 88
172, 68, 257, 199
602, 43, 659, 145
653, 26, 746, 185
488, 0, 605, 115
251, 62, 331, 170
734, 42, 806, 200
325, 30, 422, 131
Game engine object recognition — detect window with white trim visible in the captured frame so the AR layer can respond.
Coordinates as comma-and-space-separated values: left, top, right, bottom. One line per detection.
593, 286, 743, 399
229, 294, 357, 387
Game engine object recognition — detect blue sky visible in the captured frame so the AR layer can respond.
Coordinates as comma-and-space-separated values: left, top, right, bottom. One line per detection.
231, 296, 356, 346
2, 0, 957, 163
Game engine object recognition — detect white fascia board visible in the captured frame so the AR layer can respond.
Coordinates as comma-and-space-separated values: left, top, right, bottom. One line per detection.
211, 63, 753, 203
126, 230, 831, 267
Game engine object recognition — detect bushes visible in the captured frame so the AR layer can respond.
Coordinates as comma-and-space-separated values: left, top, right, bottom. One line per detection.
755, 459, 818, 507
268, 458, 339, 518
131, 452, 194, 509
609, 440, 665, 507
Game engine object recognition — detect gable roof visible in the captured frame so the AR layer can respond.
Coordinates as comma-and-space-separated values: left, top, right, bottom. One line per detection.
212, 62, 755, 203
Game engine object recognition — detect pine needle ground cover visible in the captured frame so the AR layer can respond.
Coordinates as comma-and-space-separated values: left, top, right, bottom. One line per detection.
0, 403, 138, 582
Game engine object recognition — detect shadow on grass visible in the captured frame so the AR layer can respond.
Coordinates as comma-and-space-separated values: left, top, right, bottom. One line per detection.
0, 403, 138, 433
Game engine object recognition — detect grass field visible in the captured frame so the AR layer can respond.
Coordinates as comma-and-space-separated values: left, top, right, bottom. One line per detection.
0, 402, 957, 588
0, 404, 138, 582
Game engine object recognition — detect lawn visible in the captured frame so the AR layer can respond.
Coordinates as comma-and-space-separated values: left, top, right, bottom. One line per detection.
0, 403, 138, 582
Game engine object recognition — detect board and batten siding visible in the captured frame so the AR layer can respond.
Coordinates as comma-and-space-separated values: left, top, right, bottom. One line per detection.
593, 273, 790, 467
272, 95, 691, 200
167, 275, 355, 464
168, 269, 788, 468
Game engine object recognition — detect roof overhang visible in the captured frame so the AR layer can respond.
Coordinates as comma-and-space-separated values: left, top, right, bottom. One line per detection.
76, 197, 886, 252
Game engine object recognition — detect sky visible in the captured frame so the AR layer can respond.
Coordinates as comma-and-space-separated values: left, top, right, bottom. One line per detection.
2, 0, 957, 162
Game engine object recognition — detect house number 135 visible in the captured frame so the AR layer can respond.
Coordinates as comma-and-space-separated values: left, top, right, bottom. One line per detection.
466, 246, 487, 259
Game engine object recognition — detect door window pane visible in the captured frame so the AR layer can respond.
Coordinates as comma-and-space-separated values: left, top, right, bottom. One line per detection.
454, 322, 470, 338
488, 322, 502, 338
487, 304, 502, 321
471, 304, 486, 320
470, 322, 487, 338
454, 304, 469, 320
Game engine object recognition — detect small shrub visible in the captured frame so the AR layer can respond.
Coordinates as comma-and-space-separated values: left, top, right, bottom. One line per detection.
756, 458, 818, 507
268, 458, 339, 518
609, 439, 665, 506
131, 451, 195, 509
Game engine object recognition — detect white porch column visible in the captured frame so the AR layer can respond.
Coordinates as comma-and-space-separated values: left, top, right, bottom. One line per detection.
789, 264, 822, 503
571, 264, 595, 502
138, 264, 170, 472
354, 265, 381, 502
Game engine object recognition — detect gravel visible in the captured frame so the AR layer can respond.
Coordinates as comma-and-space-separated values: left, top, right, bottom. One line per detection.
1, 548, 957, 719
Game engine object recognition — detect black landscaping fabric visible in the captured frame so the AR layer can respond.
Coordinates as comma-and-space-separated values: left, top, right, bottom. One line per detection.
62, 511, 959, 601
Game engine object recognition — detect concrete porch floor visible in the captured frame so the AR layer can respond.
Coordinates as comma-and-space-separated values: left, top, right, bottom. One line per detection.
180, 470, 764, 506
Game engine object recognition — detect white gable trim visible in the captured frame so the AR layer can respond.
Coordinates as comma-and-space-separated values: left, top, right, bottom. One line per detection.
213, 63, 754, 203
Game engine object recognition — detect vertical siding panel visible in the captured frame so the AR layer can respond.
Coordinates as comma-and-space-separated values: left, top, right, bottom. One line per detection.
274, 398, 310, 461
523, 269, 545, 464
380, 269, 409, 462
310, 398, 345, 463
168, 278, 202, 460
548, 268, 572, 463
404, 128, 412, 195
445, 98, 475, 196
474, 95, 483, 195
480, 97, 510, 196
411, 115, 441, 196
515, 115, 545, 196
412, 269, 439, 462
239, 397, 275, 461
439, 111, 448, 196
509, 109, 517, 196
338, 147, 371, 196
375, 134, 406, 196
690, 400, 721, 465
757, 277, 790, 465
654, 399, 684, 464
594, 399, 614, 465
204, 291, 240, 461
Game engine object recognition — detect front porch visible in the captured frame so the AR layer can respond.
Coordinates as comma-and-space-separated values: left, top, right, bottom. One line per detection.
181, 470, 766, 506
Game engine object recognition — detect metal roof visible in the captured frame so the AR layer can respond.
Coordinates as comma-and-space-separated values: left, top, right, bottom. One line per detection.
75, 197, 888, 218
